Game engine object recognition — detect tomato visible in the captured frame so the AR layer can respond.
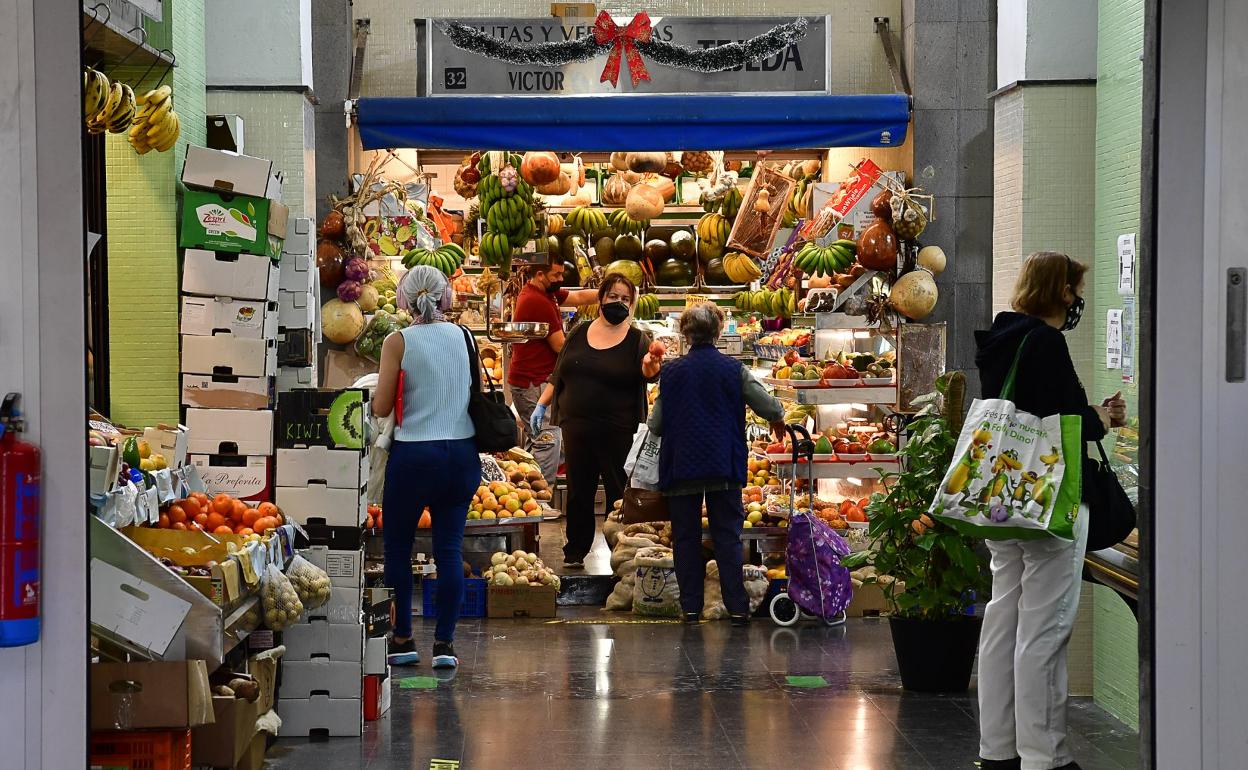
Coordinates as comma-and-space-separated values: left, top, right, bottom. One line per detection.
205, 513, 226, 532
212, 494, 233, 516
158, 514, 170, 529
167, 504, 188, 524
238, 527, 254, 536
171, 521, 187, 531
257, 501, 278, 518
242, 509, 260, 527
231, 499, 247, 521
213, 525, 234, 535
181, 497, 201, 518
194, 513, 209, 528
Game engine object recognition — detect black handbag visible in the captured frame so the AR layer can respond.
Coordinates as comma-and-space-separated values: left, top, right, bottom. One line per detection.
458, 326, 518, 453
1083, 441, 1137, 551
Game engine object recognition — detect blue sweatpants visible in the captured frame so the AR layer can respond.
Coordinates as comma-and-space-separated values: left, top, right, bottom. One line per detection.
383, 438, 480, 642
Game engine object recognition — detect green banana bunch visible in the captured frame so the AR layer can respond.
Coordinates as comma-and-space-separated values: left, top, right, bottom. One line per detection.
793, 240, 858, 277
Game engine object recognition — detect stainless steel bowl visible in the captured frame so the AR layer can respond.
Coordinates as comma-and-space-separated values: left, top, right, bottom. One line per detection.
489, 321, 550, 341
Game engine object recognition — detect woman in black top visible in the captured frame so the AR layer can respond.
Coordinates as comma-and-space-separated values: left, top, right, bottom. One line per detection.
974, 252, 1126, 770
534, 274, 661, 567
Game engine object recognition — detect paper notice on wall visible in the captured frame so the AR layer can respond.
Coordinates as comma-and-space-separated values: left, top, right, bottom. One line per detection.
1121, 296, 1136, 383
1117, 233, 1136, 296
1106, 309, 1123, 369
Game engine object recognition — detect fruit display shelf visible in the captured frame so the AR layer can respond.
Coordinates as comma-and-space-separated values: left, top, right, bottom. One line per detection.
771, 384, 899, 405
765, 456, 901, 479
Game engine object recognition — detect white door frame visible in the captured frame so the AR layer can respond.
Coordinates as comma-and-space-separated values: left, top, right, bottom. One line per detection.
0, 1, 89, 767
1150, 0, 1248, 767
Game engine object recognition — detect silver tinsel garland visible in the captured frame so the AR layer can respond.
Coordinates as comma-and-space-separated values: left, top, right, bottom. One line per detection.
436, 17, 810, 74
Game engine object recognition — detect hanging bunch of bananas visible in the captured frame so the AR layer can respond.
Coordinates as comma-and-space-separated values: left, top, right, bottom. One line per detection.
607, 208, 648, 235
722, 251, 762, 283
84, 67, 137, 135
477, 153, 536, 277
733, 287, 795, 319
793, 239, 858, 277
566, 206, 608, 238
402, 242, 466, 276
128, 85, 180, 154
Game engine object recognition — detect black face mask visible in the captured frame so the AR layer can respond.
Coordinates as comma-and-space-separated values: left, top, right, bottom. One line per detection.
1062, 294, 1085, 331
601, 301, 630, 325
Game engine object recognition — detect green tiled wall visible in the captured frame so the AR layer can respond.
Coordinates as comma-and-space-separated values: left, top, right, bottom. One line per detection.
1091, 0, 1145, 728
205, 91, 315, 217
105, 0, 205, 427
1093, 584, 1140, 728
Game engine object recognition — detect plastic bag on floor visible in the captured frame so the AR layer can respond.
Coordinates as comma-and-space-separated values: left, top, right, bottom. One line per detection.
286, 554, 332, 610
633, 546, 680, 617
260, 563, 304, 631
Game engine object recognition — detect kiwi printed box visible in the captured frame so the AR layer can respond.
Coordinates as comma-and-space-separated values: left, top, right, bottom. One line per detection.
277, 388, 369, 452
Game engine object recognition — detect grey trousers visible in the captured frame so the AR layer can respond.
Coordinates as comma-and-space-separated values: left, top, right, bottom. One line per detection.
510, 383, 562, 486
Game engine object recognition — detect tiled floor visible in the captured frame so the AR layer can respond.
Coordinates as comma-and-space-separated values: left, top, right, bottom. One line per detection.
267, 612, 1140, 770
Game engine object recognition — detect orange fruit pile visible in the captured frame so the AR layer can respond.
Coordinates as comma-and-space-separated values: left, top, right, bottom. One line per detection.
157, 492, 285, 536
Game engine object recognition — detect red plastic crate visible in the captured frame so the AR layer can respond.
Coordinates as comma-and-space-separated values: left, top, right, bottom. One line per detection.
89, 729, 192, 770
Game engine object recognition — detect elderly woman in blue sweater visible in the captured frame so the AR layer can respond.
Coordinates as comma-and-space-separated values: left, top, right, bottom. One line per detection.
647, 302, 786, 625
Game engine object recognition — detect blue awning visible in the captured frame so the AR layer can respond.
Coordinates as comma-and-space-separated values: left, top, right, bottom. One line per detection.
356, 94, 909, 151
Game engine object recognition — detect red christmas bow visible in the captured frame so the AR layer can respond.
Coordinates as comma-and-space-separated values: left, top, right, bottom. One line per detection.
593, 12, 652, 88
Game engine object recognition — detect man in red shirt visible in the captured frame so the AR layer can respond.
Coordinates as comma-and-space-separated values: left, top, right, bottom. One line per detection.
509, 262, 598, 485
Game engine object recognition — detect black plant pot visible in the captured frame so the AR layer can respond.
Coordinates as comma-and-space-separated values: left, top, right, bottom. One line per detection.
889, 614, 984, 693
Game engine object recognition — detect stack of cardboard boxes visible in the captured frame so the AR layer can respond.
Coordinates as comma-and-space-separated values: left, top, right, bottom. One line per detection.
179, 146, 288, 503
277, 216, 320, 391
277, 546, 388, 736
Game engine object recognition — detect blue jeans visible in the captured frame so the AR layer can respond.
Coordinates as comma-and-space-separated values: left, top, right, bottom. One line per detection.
383, 438, 479, 642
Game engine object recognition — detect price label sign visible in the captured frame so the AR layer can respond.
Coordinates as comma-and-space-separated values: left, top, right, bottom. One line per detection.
684, 294, 711, 308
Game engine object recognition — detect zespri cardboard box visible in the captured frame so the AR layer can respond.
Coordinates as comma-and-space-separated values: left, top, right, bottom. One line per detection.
180, 189, 281, 257
182, 295, 278, 339
182, 249, 278, 301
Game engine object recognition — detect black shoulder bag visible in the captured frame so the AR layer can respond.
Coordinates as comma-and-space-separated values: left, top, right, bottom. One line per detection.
1083, 441, 1137, 551
458, 325, 518, 453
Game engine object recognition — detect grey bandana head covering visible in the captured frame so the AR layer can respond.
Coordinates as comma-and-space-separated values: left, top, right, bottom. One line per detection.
398, 265, 451, 324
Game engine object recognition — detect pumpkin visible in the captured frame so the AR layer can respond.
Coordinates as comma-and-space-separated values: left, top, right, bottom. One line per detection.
520, 151, 561, 186
626, 184, 665, 220
627, 152, 668, 174
603, 174, 632, 206
536, 173, 572, 196
646, 176, 677, 202
610, 151, 630, 172
856, 221, 900, 271
890, 269, 939, 320
917, 245, 946, 275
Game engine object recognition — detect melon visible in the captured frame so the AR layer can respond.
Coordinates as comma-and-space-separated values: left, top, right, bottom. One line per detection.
610, 151, 630, 172
322, 299, 365, 344
646, 176, 677, 202
520, 151, 561, 186
613, 234, 644, 261
643, 239, 671, 262
594, 236, 616, 266
602, 174, 631, 206
656, 259, 694, 286
626, 184, 665, 220
626, 152, 668, 174
669, 230, 696, 262
702, 257, 731, 286
604, 259, 645, 287
536, 173, 572, 196
890, 269, 939, 320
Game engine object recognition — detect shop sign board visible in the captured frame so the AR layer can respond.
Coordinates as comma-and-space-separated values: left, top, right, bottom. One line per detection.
428, 16, 829, 96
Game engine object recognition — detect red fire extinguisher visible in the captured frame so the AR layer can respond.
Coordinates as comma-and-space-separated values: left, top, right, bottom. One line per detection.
0, 393, 40, 647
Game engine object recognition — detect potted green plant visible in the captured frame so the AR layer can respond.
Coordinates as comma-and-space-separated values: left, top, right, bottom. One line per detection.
843, 372, 990, 692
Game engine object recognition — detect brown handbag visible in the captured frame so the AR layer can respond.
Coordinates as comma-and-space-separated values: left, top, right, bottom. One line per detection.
620, 486, 669, 524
